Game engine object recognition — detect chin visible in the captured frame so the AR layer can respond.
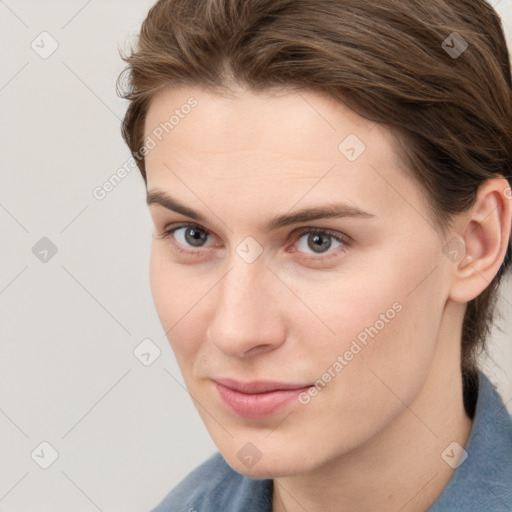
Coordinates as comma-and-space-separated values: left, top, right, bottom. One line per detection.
228, 456, 306, 479
218, 438, 323, 479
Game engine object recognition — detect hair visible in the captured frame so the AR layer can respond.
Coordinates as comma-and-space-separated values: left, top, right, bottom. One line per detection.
117, 0, 512, 414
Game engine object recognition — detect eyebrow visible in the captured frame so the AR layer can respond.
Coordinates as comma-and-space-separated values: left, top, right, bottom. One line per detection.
147, 189, 376, 231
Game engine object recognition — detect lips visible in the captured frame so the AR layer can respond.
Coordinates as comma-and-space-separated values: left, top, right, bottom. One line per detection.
213, 378, 312, 419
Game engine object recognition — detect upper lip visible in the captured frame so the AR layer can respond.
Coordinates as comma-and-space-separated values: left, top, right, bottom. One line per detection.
213, 378, 311, 394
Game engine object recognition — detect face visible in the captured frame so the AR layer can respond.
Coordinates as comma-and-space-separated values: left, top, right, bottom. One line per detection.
144, 86, 454, 478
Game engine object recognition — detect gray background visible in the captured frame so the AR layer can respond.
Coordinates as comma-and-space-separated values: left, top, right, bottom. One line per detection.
0, 1, 511, 510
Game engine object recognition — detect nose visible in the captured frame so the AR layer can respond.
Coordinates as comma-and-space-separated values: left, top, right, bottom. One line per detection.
206, 258, 287, 358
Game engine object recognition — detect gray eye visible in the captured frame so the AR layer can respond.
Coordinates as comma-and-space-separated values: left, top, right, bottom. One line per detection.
308, 233, 332, 253
296, 232, 342, 254
175, 227, 209, 247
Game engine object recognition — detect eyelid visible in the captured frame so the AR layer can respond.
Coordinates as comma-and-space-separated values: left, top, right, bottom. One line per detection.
287, 226, 352, 262
290, 226, 352, 246
156, 221, 214, 240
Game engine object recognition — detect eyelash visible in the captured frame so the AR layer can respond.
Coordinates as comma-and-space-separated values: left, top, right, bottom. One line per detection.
155, 222, 352, 262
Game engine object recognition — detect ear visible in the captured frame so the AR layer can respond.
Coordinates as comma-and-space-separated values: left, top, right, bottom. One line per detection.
448, 177, 512, 303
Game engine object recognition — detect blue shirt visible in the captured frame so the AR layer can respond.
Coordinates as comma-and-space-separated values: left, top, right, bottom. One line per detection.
151, 371, 512, 511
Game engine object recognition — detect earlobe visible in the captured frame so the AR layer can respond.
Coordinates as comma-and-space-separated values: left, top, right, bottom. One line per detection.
448, 178, 512, 304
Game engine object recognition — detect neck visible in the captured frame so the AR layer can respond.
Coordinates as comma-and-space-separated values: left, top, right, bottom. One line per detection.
272, 302, 474, 512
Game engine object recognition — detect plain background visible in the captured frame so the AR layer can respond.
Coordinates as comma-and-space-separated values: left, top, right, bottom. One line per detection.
0, 1, 511, 510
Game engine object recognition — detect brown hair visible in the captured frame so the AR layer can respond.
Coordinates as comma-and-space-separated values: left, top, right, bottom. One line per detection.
117, 0, 512, 408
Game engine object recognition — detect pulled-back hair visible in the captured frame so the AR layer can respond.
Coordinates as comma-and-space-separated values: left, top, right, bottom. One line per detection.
117, 0, 512, 397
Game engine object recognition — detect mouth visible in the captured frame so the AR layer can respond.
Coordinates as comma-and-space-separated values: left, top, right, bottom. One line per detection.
213, 378, 313, 419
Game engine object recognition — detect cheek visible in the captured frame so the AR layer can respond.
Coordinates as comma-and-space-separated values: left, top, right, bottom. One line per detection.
149, 247, 183, 348
149, 244, 191, 322
328, 280, 444, 424
149, 246, 169, 322
296, 271, 407, 355
149, 246, 206, 364
307, 248, 445, 394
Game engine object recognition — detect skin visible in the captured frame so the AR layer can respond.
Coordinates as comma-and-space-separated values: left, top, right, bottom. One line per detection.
144, 85, 511, 512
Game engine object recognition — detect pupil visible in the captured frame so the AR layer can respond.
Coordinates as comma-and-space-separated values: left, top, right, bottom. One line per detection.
185, 228, 207, 247
308, 233, 331, 253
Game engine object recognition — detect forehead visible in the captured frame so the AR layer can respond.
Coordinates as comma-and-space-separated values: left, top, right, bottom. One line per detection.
143, 86, 429, 225
145, 86, 377, 162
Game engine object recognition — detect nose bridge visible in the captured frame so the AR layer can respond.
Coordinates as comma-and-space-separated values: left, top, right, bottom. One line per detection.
207, 256, 282, 356
216, 257, 269, 328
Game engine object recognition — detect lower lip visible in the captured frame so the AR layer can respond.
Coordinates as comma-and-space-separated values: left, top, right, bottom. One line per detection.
214, 382, 310, 419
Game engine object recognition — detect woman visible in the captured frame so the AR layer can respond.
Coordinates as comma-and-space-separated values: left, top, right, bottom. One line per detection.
117, 0, 512, 510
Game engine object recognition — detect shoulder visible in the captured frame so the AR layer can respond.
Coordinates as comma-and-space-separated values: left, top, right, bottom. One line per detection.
429, 371, 512, 511
150, 451, 273, 512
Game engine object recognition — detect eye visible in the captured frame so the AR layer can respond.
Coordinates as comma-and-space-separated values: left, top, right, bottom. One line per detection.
291, 228, 351, 259
155, 222, 216, 254
172, 224, 211, 248
155, 222, 351, 262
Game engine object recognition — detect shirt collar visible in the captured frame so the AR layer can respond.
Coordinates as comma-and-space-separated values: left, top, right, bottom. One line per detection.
428, 371, 512, 511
